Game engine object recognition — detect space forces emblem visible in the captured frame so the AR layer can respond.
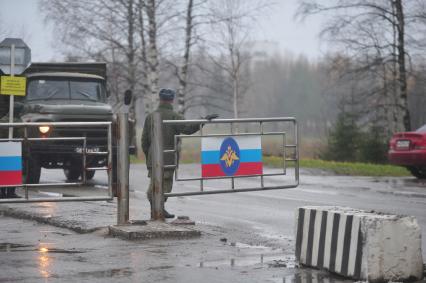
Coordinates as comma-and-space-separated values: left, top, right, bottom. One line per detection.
219, 137, 240, 176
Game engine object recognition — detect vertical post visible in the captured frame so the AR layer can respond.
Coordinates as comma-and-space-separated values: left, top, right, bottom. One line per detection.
199, 123, 204, 192
259, 122, 264, 188
82, 137, 87, 184
8, 44, 15, 139
107, 123, 113, 198
294, 120, 299, 185
151, 112, 164, 221
283, 132, 287, 175
24, 126, 29, 200
230, 122, 235, 190
117, 112, 130, 225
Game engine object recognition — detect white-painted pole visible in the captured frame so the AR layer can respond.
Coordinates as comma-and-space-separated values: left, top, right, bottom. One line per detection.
8, 44, 15, 139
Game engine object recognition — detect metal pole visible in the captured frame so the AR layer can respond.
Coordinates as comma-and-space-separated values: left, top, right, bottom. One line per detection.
199, 123, 204, 192
117, 112, 129, 225
151, 112, 164, 221
82, 137, 87, 184
294, 120, 300, 184
8, 44, 15, 139
24, 126, 28, 199
107, 124, 113, 198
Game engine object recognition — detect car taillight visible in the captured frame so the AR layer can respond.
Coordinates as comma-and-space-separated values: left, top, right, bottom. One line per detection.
414, 140, 426, 150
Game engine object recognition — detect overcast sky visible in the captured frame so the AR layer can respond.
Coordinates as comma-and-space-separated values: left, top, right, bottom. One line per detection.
0, 0, 326, 62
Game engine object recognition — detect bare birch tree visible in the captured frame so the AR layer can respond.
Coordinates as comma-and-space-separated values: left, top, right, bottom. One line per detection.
297, 0, 426, 132
176, 0, 195, 114
205, 0, 258, 119
41, 0, 139, 107
145, 0, 159, 112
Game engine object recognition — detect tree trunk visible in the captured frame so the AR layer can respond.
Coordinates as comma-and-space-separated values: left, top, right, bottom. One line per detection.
147, 0, 159, 111
127, 0, 136, 94
138, 0, 150, 115
177, 0, 194, 115
233, 72, 239, 119
394, 0, 411, 131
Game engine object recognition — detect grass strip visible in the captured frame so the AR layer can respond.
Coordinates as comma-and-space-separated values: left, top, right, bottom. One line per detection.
264, 156, 410, 177
131, 155, 410, 177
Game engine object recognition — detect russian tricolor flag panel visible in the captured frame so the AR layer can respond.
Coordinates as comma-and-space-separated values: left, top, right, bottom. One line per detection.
201, 136, 263, 178
0, 142, 22, 186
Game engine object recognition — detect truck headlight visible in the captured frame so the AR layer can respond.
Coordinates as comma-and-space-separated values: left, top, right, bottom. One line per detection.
38, 126, 51, 134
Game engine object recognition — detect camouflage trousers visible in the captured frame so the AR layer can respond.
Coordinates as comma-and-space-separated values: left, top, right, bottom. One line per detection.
146, 170, 174, 202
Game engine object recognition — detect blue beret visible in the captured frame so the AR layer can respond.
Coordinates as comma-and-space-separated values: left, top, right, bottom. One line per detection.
159, 88, 175, 101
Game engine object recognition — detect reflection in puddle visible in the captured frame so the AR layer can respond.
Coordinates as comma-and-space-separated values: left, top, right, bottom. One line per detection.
77, 268, 133, 278
270, 269, 355, 283
0, 243, 33, 251
199, 254, 295, 268
38, 244, 52, 279
0, 242, 87, 279
198, 246, 354, 283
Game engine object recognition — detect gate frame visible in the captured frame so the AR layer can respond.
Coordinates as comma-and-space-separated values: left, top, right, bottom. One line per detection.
0, 121, 113, 203
158, 117, 299, 198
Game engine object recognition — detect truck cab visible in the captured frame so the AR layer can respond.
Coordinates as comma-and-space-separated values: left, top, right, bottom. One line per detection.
18, 62, 114, 183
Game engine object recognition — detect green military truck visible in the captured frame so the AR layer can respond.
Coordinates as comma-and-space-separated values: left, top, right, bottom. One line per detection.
16, 62, 114, 184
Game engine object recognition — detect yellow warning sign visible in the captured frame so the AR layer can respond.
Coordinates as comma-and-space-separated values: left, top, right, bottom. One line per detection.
0, 76, 27, 96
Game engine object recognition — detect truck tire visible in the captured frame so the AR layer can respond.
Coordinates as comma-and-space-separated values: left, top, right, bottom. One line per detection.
23, 156, 41, 184
64, 160, 82, 181
86, 170, 95, 180
407, 166, 426, 179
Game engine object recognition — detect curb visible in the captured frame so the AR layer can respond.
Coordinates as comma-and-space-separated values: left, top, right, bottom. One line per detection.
0, 206, 102, 233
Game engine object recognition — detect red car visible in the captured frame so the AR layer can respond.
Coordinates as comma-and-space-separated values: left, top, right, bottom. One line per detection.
388, 124, 426, 179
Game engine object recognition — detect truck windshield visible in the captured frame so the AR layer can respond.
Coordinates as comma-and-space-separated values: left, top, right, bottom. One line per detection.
26, 78, 105, 102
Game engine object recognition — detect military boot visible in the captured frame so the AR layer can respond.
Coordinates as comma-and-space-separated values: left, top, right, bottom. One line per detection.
163, 209, 175, 219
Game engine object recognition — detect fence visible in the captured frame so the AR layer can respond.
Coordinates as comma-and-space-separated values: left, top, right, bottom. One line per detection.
160, 117, 299, 197
0, 121, 113, 203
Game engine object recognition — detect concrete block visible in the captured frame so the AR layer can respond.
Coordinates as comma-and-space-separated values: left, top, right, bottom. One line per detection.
109, 221, 201, 240
295, 206, 423, 282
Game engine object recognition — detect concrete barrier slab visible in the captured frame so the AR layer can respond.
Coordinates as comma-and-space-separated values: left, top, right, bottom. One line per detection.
295, 206, 423, 282
109, 221, 201, 240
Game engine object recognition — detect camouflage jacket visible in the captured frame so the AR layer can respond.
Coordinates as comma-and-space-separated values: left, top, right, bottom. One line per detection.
142, 103, 199, 170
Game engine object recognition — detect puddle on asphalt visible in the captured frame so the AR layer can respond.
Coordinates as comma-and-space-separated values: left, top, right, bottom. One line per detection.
200, 241, 355, 283
40, 248, 85, 254
199, 254, 295, 268
147, 265, 174, 271
0, 243, 33, 252
77, 268, 133, 278
0, 242, 86, 254
199, 241, 293, 268
269, 269, 355, 283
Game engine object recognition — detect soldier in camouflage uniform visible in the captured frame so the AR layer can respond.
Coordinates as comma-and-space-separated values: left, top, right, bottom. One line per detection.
142, 89, 200, 218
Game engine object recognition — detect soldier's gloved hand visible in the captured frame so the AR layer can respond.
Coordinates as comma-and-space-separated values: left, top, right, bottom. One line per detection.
203, 114, 219, 121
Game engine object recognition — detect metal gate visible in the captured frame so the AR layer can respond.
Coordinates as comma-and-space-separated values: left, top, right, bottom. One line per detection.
161, 117, 299, 198
0, 121, 113, 203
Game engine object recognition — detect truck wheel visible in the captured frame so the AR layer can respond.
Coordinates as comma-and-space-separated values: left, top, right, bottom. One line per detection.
23, 156, 41, 184
86, 170, 95, 180
407, 166, 426, 179
64, 160, 82, 181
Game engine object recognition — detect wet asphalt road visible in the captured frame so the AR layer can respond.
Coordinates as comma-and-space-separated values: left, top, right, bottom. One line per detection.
0, 164, 425, 282
149, 164, 426, 257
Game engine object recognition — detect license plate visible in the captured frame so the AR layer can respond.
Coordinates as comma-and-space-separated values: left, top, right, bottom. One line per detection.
396, 140, 410, 149
75, 147, 100, 154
